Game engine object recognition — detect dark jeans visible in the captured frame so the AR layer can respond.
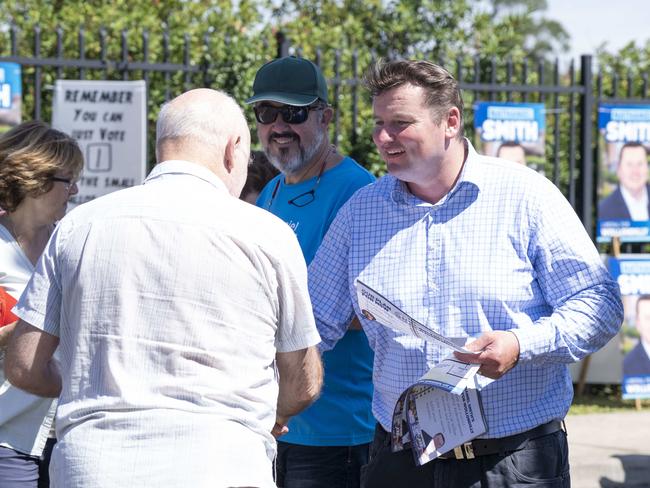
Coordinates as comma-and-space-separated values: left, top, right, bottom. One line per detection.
276, 440, 371, 488
361, 424, 570, 488
0, 438, 56, 488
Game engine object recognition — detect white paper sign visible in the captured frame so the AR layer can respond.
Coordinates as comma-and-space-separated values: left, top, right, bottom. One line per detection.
52, 80, 147, 209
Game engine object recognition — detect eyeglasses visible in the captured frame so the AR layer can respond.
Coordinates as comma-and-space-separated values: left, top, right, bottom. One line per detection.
50, 176, 77, 192
254, 104, 323, 125
266, 158, 327, 209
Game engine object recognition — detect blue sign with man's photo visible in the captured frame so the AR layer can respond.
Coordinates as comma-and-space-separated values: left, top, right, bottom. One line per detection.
473, 102, 546, 167
608, 257, 650, 399
597, 104, 650, 242
0, 62, 22, 132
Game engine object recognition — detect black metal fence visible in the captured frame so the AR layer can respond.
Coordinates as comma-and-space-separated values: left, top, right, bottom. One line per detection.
2, 25, 650, 238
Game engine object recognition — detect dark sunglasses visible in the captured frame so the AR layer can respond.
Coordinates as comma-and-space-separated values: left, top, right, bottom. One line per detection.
254, 104, 323, 125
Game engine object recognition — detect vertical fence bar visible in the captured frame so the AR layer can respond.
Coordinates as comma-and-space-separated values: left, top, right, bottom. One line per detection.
522, 58, 529, 102
537, 58, 545, 103
78, 26, 86, 79
568, 60, 577, 207
627, 69, 633, 98
597, 71, 603, 100
201, 33, 212, 87
121, 29, 129, 80
99, 27, 107, 80
56, 26, 64, 79
142, 30, 150, 86
10, 22, 18, 56
594, 71, 602, 225
333, 49, 341, 147
351, 50, 358, 148
506, 57, 513, 102
489, 56, 497, 100
163, 29, 171, 101
552, 58, 560, 186
275, 31, 289, 58
315, 48, 322, 67
33, 24, 42, 120
579, 55, 594, 236
473, 55, 480, 103
643, 73, 648, 98
183, 33, 191, 89
612, 73, 619, 98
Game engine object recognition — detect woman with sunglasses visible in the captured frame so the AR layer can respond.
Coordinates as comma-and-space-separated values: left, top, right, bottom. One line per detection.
0, 120, 83, 488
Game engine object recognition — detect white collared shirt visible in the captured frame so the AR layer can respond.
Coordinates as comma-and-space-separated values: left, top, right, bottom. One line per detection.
15, 160, 320, 488
620, 185, 649, 220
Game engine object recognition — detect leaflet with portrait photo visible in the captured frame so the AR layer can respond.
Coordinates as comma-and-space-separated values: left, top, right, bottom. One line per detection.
400, 386, 487, 465
355, 279, 489, 465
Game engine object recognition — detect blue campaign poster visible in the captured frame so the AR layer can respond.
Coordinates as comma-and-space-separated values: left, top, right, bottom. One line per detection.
0, 62, 22, 131
608, 257, 650, 399
597, 104, 650, 242
473, 102, 545, 166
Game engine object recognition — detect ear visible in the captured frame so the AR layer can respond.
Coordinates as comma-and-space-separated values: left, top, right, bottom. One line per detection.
223, 135, 240, 174
444, 107, 461, 139
321, 106, 334, 126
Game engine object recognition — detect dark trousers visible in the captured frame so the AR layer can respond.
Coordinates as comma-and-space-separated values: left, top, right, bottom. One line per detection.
276, 440, 371, 488
360, 424, 570, 488
0, 438, 56, 488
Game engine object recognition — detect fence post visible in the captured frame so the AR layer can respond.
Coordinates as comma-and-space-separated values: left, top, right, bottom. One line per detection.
275, 31, 290, 59
579, 55, 594, 237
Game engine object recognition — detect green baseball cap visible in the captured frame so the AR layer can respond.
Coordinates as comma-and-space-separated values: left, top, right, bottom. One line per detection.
246, 56, 328, 106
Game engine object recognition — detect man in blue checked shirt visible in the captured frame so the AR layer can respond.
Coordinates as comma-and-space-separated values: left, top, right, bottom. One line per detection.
308, 59, 623, 488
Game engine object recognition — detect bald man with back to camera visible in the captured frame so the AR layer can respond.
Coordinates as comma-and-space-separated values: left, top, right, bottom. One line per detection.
5, 88, 323, 488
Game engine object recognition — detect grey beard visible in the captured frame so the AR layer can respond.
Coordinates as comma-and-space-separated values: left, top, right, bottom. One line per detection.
267, 130, 326, 176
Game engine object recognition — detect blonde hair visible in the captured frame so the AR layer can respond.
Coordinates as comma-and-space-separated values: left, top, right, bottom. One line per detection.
0, 121, 84, 212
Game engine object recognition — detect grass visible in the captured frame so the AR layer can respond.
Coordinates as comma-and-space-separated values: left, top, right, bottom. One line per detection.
569, 384, 650, 415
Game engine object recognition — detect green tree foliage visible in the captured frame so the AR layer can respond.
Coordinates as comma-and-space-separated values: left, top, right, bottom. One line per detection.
597, 40, 650, 98
1, 0, 273, 165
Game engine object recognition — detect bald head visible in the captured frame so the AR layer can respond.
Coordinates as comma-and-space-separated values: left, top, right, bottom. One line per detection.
156, 89, 250, 196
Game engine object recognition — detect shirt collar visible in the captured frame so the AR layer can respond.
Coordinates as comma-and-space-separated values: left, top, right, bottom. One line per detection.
144, 160, 228, 193
389, 138, 484, 206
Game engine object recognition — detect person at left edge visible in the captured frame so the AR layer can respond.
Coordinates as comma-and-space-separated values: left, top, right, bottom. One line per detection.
247, 56, 376, 488
0, 120, 83, 488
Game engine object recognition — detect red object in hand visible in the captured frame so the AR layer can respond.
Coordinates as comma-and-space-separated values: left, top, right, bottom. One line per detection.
0, 286, 18, 327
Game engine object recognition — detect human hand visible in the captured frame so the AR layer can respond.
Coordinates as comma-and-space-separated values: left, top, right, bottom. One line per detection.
271, 417, 289, 438
454, 331, 520, 379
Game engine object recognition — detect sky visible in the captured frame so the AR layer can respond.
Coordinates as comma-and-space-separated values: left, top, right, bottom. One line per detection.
545, 0, 650, 61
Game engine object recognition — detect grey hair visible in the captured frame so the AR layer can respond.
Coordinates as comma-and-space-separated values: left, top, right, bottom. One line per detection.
155, 89, 245, 151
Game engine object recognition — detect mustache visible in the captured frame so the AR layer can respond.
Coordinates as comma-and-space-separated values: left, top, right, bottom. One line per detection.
269, 131, 299, 141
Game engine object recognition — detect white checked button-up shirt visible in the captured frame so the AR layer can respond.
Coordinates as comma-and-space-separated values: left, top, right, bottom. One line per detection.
308, 141, 623, 438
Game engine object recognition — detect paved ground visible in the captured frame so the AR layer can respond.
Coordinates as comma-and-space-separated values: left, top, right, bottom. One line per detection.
567, 411, 650, 487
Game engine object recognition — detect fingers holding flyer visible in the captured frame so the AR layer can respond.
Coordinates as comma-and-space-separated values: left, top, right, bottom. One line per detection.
454, 331, 520, 379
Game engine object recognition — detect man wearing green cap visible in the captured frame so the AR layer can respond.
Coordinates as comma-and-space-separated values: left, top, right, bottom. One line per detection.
247, 56, 375, 488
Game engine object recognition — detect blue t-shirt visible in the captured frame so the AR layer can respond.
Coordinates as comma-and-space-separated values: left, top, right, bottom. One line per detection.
257, 156, 376, 446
